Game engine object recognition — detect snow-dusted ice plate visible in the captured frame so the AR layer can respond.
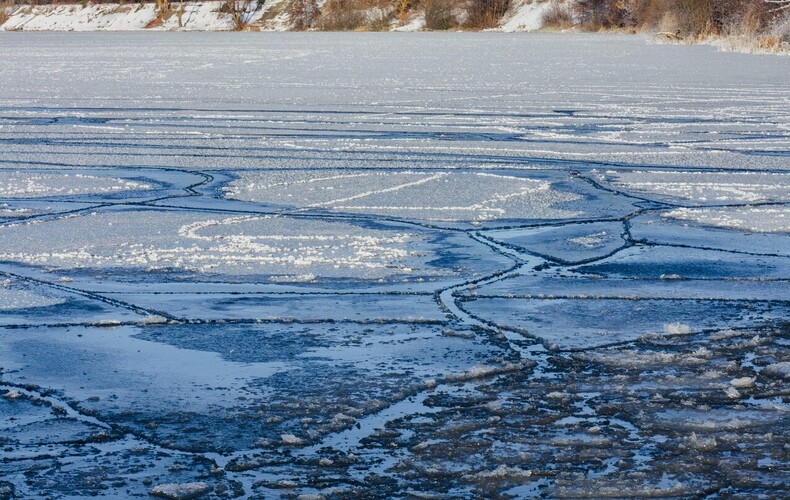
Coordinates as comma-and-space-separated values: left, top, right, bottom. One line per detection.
224, 168, 640, 227
593, 169, 790, 206
0, 208, 510, 283
108, 292, 447, 323
226, 169, 584, 224
0, 274, 146, 327
0, 167, 203, 203
0, 33, 788, 498
0, 171, 152, 198
460, 295, 784, 350
662, 205, 790, 234
573, 245, 789, 280
629, 211, 790, 256
482, 220, 627, 264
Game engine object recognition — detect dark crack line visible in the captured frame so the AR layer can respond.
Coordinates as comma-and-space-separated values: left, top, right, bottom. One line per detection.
462, 294, 790, 304
0, 269, 177, 321
0, 318, 448, 330
628, 239, 790, 259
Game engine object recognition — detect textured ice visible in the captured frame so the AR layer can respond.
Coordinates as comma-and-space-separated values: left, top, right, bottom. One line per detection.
226, 170, 582, 224
482, 221, 626, 264
460, 296, 783, 350
109, 293, 448, 322
663, 206, 790, 233
573, 246, 789, 280
0, 279, 66, 310
0, 33, 788, 498
0, 274, 145, 326
0, 210, 440, 279
629, 212, 790, 256
0, 171, 152, 198
595, 170, 790, 205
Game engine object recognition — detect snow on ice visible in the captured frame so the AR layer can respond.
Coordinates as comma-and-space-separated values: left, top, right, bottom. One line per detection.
0, 33, 787, 498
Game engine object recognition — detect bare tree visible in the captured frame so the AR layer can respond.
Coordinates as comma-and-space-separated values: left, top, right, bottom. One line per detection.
288, 0, 318, 30
155, 0, 170, 20
766, 0, 790, 12
223, 0, 258, 30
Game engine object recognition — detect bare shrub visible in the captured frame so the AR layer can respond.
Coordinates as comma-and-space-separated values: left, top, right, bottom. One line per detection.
365, 7, 394, 30
542, 0, 574, 29
772, 8, 790, 42
218, 0, 257, 30
423, 0, 456, 30
154, 0, 170, 20
318, 0, 366, 30
398, 0, 411, 20
288, 0, 319, 30
575, 0, 636, 30
0, 0, 13, 27
634, 0, 712, 36
465, 0, 510, 29
634, 0, 670, 28
720, 0, 771, 36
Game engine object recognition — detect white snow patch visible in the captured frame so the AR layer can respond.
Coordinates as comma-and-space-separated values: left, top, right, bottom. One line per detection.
0, 2, 273, 31
724, 386, 741, 399
445, 360, 532, 382
0, 287, 66, 311
730, 376, 755, 388
281, 433, 304, 445
601, 171, 790, 204
763, 362, 790, 379
463, 464, 532, 480
662, 206, 790, 233
0, 212, 434, 279
568, 231, 608, 248
500, 0, 551, 32
0, 172, 152, 198
663, 322, 692, 335
226, 170, 580, 223
149, 482, 211, 500
3, 389, 23, 400
393, 12, 425, 31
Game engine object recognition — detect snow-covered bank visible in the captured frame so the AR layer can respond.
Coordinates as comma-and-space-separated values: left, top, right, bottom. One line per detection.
0, 0, 289, 31
0, 0, 549, 32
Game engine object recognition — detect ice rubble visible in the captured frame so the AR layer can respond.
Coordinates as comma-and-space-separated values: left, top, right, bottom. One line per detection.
149, 482, 211, 500
763, 361, 790, 379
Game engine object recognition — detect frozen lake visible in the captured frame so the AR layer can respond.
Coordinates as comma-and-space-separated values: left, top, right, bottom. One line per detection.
0, 32, 788, 498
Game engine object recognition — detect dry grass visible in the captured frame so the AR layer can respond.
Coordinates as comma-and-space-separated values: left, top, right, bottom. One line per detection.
364, 7, 393, 31
423, 0, 456, 30
287, 0, 318, 30
465, 0, 510, 29
541, 0, 574, 29
317, 0, 400, 31
0, 0, 14, 26
317, 0, 365, 30
144, 15, 162, 27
